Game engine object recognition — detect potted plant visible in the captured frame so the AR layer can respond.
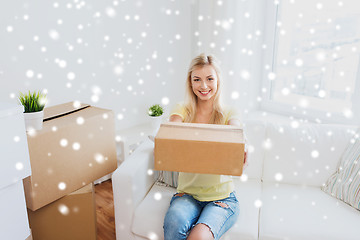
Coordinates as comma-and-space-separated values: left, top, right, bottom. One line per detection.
148, 104, 164, 134
18, 90, 47, 131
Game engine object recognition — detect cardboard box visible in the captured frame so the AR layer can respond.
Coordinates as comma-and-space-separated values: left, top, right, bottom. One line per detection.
27, 183, 96, 240
154, 122, 245, 176
23, 102, 117, 211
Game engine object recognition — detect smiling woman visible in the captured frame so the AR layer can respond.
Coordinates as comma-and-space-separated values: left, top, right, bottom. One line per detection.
163, 53, 247, 240
191, 65, 218, 101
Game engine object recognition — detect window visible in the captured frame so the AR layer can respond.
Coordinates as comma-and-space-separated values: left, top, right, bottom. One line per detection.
262, 0, 360, 124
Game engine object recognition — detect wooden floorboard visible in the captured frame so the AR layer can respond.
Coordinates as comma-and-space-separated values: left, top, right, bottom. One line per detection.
95, 179, 116, 240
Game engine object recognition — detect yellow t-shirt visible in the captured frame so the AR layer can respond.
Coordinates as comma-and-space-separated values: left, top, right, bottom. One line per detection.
170, 103, 242, 201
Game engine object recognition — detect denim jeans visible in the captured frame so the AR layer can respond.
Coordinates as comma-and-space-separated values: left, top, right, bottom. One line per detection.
163, 191, 240, 240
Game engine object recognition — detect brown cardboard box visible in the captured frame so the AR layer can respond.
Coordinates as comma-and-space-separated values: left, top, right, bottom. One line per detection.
27, 183, 96, 240
154, 122, 245, 176
23, 102, 117, 211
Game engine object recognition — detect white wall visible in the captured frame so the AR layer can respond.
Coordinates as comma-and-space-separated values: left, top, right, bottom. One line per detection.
4, 1, 355, 130
193, 0, 266, 117
0, 0, 266, 130
0, 0, 193, 130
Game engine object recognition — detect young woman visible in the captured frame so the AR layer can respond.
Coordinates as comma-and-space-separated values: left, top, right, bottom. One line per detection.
163, 53, 248, 240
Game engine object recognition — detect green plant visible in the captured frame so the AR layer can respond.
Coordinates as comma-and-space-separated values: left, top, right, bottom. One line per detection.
18, 90, 46, 113
148, 104, 163, 117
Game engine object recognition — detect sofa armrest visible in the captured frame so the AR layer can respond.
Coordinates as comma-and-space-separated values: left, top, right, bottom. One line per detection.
112, 138, 156, 240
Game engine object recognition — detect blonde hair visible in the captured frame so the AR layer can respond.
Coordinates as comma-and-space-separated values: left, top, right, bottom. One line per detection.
184, 53, 224, 124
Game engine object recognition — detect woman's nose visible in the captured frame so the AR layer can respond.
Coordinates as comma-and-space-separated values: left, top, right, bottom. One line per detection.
201, 81, 207, 89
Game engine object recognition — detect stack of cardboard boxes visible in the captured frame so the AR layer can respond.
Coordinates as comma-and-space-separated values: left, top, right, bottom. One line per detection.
24, 102, 118, 240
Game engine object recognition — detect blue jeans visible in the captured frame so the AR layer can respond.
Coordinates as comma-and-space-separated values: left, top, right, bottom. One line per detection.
163, 191, 240, 240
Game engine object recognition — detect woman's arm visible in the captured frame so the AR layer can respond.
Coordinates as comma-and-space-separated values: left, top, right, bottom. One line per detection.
169, 114, 183, 122
227, 119, 241, 126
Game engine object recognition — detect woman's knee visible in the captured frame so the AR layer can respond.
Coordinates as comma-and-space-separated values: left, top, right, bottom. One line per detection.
164, 194, 201, 239
187, 223, 214, 240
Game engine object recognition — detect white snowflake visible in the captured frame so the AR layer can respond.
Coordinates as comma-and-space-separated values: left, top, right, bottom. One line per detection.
60, 139, 68, 147
58, 204, 69, 215
15, 162, 24, 170
72, 142, 81, 151
58, 182, 67, 190
162, 97, 170, 105
49, 30, 60, 40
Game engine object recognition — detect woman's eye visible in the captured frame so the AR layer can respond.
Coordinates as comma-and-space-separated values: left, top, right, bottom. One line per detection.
208, 78, 213, 81
193, 79, 200, 81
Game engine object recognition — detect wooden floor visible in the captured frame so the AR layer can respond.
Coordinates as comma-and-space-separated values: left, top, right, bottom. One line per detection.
95, 179, 116, 240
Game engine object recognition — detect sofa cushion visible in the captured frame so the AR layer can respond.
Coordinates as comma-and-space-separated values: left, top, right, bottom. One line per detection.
132, 184, 176, 240
259, 182, 360, 240
263, 122, 357, 187
322, 129, 360, 211
221, 179, 262, 240
242, 120, 266, 180
132, 179, 261, 240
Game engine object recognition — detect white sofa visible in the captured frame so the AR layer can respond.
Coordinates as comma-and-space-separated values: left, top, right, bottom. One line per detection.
112, 116, 360, 240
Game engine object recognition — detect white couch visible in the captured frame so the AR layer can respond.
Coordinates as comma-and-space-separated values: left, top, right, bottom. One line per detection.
112, 116, 360, 240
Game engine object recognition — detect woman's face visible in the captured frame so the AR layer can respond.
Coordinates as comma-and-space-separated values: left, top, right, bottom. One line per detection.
191, 65, 218, 102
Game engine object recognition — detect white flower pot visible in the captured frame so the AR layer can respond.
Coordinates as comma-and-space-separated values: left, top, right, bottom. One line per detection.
24, 110, 44, 131
149, 115, 163, 135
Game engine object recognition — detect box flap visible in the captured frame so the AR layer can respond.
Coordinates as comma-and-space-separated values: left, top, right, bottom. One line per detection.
160, 122, 243, 131
69, 183, 93, 195
43, 102, 90, 121
156, 122, 244, 143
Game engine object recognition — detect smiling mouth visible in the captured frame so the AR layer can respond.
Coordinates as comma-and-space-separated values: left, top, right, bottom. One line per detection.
199, 90, 211, 96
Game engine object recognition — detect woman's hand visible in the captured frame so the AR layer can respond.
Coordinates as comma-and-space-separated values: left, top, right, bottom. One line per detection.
243, 144, 249, 170
243, 148, 248, 169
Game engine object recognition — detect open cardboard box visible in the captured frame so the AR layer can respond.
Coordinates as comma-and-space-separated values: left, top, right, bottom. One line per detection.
23, 102, 117, 211
27, 183, 96, 240
154, 122, 245, 176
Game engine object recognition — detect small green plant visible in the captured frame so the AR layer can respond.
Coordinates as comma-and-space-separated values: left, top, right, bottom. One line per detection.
148, 104, 163, 117
18, 90, 47, 113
